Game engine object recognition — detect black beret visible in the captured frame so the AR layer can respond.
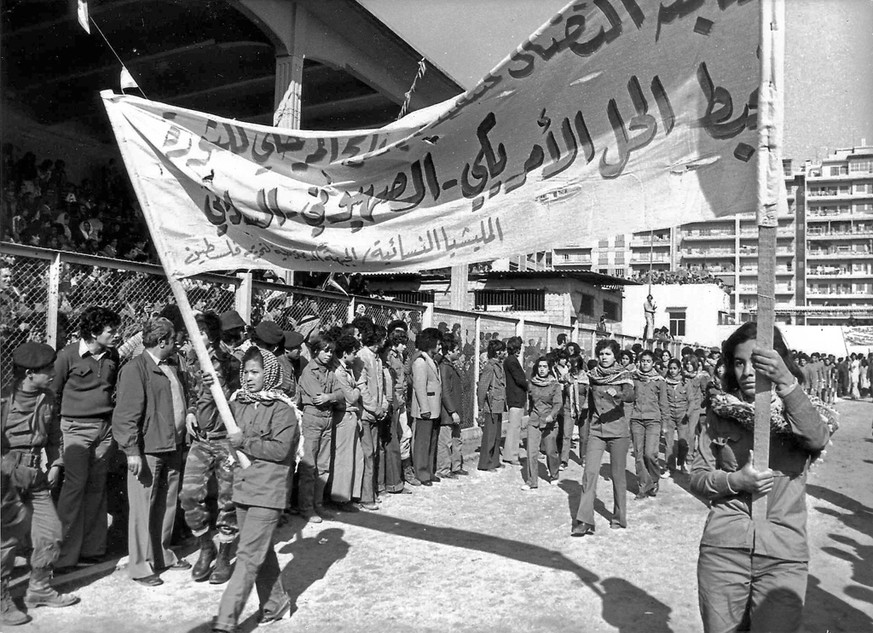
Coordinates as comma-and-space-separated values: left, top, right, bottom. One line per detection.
284, 330, 304, 349
254, 321, 284, 346
219, 310, 247, 331
13, 342, 56, 370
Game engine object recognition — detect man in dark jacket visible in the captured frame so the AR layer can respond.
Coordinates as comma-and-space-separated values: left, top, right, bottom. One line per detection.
112, 317, 191, 587
436, 337, 467, 478
503, 336, 528, 465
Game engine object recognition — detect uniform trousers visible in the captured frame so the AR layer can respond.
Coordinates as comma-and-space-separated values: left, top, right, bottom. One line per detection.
399, 409, 413, 461
574, 434, 629, 528
412, 417, 439, 483
299, 412, 333, 512
685, 407, 705, 463
558, 410, 583, 465
503, 407, 524, 463
477, 413, 502, 470
126, 449, 182, 579
180, 438, 237, 541
56, 417, 115, 567
663, 413, 690, 470
435, 423, 462, 475
630, 419, 661, 495
0, 478, 29, 581
214, 505, 286, 631
526, 422, 559, 487
380, 409, 405, 492
329, 411, 361, 504
698, 545, 807, 633
360, 419, 380, 503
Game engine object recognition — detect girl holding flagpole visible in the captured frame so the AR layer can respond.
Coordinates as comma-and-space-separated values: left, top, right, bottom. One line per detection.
692, 323, 834, 632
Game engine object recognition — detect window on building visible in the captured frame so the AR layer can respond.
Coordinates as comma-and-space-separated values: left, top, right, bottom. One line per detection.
614, 251, 625, 265
473, 289, 545, 312
615, 234, 625, 247
830, 165, 848, 176
854, 183, 873, 195
598, 238, 609, 248
380, 290, 435, 304
603, 299, 619, 321
849, 160, 873, 173
577, 293, 595, 316
669, 309, 686, 337
612, 268, 626, 278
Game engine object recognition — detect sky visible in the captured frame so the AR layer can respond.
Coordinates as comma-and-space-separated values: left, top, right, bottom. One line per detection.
360, 0, 873, 164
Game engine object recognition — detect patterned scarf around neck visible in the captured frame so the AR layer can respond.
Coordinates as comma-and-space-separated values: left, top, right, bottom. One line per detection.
530, 373, 556, 388
587, 363, 634, 386
664, 374, 684, 387
709, 389, 839, 439
231, 348, 295, 409
634, 366, 664, 383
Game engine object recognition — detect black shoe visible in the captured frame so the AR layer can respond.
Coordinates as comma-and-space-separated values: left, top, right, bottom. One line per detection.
77, 556, 104, 566
192, 535, 217, 582
454, 469, 469, 476
388, 487, 413, 494
133, 574, 164, 587
209, 543, 234, 585
571, 522, 595, 537
610, 523, 627, 530
420, 480, 433, 487
430, 475, 442, 483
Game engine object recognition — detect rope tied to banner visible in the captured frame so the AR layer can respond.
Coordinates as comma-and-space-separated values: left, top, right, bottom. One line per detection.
397, 58, 427, 120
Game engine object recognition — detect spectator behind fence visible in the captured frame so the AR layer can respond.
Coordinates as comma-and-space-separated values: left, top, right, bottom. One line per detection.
53, 306, 121, 571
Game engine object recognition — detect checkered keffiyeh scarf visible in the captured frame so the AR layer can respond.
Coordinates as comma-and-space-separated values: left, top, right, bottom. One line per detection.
231, 348, 293, 408
709, 389, 840, 439
587, 364, 634, 387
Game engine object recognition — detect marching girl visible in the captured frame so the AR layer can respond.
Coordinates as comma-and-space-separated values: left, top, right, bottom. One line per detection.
571, 339, 635, 536
692, 322, 834, 632
213, 347, 298, 631
559, 355, 589, 470
683, 356, 710, 466
521, 357, 562, 490
663, 359, 691, 475
629, 350, 669, 499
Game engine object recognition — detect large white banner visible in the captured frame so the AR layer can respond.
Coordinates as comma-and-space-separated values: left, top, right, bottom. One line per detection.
104, 0, 770, 279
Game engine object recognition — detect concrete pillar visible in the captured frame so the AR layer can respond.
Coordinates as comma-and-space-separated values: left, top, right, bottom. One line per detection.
274, 53, 304, 129
46, 254, 61, 348
449, 264, 468, 311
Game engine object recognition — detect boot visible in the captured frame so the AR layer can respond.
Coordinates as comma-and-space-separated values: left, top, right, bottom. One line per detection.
23, 567, 79, 609
209, 542, 234, 585
1, 580, 31, 627
191, 532, 217, 582
402, 459, 421, 486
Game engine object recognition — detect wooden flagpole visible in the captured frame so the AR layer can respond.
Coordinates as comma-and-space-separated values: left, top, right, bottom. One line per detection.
100, 91, 250, 469
753, 0, 785, 521
166, 277, 250, 468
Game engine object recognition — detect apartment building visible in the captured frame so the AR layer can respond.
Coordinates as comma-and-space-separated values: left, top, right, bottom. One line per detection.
551, 145, 873, 326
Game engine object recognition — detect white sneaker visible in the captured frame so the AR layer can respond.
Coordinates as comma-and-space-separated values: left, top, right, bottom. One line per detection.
520, 483, 537, 491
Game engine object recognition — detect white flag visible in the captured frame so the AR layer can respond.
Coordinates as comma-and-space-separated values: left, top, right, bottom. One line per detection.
120, 67, 139, 92
77, 0, 90, 34
102, 0, 783, 279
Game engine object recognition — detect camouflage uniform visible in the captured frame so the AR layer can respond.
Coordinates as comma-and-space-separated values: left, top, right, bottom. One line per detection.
180, 346, 240, 543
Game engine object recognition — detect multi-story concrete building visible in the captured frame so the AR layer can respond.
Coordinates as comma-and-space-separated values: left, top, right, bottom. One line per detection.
551, 145, 873, 326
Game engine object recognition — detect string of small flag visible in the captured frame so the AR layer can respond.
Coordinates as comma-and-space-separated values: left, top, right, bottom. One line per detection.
396, 58, 427, 120
77, 0, 147, 98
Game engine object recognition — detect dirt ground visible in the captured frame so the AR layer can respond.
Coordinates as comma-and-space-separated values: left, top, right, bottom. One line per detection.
12, 399, 873, 633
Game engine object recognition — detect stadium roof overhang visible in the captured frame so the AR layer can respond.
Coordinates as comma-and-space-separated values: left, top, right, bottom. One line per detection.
1, 0, 463, 142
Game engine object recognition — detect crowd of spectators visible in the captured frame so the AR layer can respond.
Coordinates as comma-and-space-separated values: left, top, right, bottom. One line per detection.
631, 267, 730, 289
1, 144, 154, 261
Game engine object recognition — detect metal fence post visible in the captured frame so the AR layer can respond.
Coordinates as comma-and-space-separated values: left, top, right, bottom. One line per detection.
572, 320, 579, 344
235, 272, 253, 323
546, 324, 553, 351
423, 302, 434, 328
46, 253, 61, 348
473, 314, 481, 421
347, 296, 356, 323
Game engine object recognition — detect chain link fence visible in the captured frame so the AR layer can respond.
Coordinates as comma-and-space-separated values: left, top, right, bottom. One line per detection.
1, 254, 51, 385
